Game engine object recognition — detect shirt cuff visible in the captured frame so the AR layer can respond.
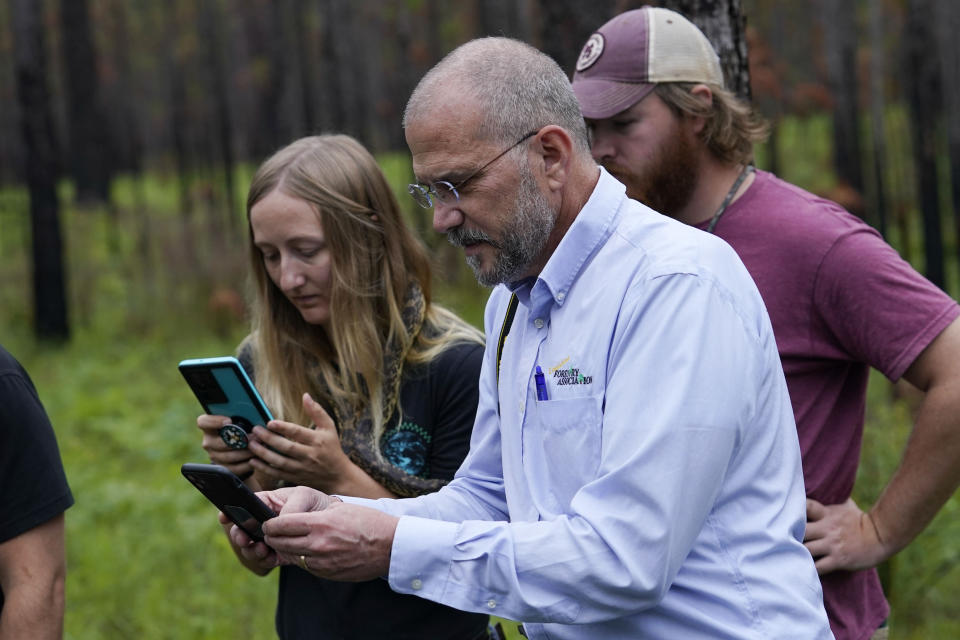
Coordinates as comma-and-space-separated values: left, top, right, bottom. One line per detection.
388, 515, 457, 600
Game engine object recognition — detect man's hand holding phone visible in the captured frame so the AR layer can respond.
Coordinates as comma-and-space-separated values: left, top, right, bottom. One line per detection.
231, 486, 397, 582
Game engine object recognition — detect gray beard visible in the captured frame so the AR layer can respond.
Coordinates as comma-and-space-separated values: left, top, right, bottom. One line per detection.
447, 160, 556, 287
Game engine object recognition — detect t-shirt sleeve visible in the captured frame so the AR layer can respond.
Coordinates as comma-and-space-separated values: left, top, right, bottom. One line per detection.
425, 341, 484, 481
813, 227, 960, 381
0, 370, 74, 544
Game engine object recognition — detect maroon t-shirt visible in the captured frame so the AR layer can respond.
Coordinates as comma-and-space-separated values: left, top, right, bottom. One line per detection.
701, 170, 959, 640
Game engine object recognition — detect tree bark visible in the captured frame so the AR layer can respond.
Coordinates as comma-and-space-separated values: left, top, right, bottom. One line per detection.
659, 0, 751, 100
10, 0, 70, 341
905, 0, 944, 289
165, 0, 193, 220
59, 0, 112, 203
201, 0, 239, 236
867, 0, 888, 237
319, 0, 348, 135
935, 0, 960, 275
294, 0, 318, 135
820, 0, 864, 209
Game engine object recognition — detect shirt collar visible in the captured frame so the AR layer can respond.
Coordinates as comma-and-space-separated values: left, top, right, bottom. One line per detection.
520, 167, 623, 307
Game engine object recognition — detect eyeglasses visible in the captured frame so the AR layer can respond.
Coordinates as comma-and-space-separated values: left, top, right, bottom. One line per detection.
408, 129, 540, 209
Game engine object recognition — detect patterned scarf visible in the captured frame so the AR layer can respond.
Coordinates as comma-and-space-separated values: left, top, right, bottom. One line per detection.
327, 283, 450, 498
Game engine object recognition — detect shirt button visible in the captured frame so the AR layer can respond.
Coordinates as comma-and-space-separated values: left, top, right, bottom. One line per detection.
411, 579, 422, 590
557, 292, 566, 301
487, 599, 497, 609
534, 318, 544, 329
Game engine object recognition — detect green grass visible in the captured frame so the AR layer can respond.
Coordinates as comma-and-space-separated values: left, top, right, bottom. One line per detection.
1, 138, 958, 638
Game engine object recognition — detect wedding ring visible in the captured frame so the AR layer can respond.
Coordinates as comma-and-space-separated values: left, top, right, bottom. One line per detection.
299, 554, 308, 571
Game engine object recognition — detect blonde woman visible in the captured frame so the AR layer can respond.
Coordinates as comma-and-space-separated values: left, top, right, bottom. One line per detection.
197, 135, 489, 639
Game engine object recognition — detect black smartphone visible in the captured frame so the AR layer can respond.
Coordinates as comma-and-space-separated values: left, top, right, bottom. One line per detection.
181, 463, 276, 541
179, 356, 273, 450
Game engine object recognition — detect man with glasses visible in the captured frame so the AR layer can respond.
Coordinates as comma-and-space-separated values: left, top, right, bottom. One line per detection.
225, 37, 832, 638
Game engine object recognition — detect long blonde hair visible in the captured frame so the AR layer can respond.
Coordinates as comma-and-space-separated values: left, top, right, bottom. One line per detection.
244, 135, 482, 447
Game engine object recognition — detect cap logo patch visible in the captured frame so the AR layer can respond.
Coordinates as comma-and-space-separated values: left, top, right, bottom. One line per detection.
576, 33, 605, 72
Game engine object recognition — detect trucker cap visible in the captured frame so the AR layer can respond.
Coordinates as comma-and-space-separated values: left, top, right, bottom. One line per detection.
571, 6, 724, 119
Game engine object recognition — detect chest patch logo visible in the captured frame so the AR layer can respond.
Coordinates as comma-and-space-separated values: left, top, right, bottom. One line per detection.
549, 360, 594, 386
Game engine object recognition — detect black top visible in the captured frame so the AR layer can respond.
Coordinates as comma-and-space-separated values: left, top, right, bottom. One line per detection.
0, 345, 74, 613
244, 341, 489, 640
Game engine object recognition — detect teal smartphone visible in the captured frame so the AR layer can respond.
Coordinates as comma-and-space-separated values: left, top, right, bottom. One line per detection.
179, 356, 273, 450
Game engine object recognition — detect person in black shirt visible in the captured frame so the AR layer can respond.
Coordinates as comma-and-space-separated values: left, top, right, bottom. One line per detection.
0, 344, 74, 639
195, 135, 489, 640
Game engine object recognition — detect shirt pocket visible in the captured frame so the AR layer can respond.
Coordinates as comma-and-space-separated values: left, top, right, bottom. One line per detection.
534, 394, 603, 509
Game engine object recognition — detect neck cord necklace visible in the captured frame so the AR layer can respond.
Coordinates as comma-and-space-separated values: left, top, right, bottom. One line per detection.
705, 165, 754, 234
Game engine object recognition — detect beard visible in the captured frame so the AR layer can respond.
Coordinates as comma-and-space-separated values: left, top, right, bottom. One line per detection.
447, 157, 557, 287
607, 128, 699, 219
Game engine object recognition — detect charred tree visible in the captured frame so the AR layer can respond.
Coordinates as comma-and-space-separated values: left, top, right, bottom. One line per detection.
10, 0, 70, 341
821, 0, 864, 209
659, 0, 751, 99
867, 0, 889, 237
936, 0, 960, 275
905, 0, 944, 289
201, 0, 239, 234
59, 0, 113, 203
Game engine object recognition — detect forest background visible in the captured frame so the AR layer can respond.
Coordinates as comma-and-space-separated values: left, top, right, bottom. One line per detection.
1, 0, 958, 638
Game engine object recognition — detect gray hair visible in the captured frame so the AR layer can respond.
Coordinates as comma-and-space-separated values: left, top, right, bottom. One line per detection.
404, 37, 590, 154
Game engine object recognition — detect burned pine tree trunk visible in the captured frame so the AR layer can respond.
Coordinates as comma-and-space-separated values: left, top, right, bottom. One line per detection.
867, 0, 889, 237
10, 0, 70, 341
905, 0, 944, 289
59, 0, 113, 204
659, 0, 751, 100
820, 0, 865, 215
935, 0, 960, 276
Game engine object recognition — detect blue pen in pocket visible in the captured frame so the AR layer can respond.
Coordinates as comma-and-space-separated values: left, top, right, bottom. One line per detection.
535, 366, 549, 401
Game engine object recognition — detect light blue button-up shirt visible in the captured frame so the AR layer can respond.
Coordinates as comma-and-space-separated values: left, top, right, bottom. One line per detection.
354, 169, 832, 638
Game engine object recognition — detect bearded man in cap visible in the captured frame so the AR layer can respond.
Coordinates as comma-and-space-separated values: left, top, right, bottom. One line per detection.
572, 8, 960, 640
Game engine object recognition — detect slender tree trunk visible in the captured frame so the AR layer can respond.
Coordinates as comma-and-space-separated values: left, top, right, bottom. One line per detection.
660, 0, 751, 100
905, 0, 944, 289
165, 2, 192, 218
294, 0, 317, 134
357, 2, 384, 148
201, 0, 238, 238
10, 0, 70, 341
868, 0, 888, 237
319, 0, 350, 135
105, 0, 143, 175
59, 0, 112, 204
821, 0, 864, 208
242, 0, 284, 157
935, 0, 960, 278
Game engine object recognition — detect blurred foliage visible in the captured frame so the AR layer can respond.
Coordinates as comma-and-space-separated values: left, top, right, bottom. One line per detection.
0, 140, 957, 639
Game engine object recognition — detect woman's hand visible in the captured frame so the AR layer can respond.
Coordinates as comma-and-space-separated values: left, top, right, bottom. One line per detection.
197, 413, 256, 480
218, 511, 277, 576
247, 393, 353, 493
